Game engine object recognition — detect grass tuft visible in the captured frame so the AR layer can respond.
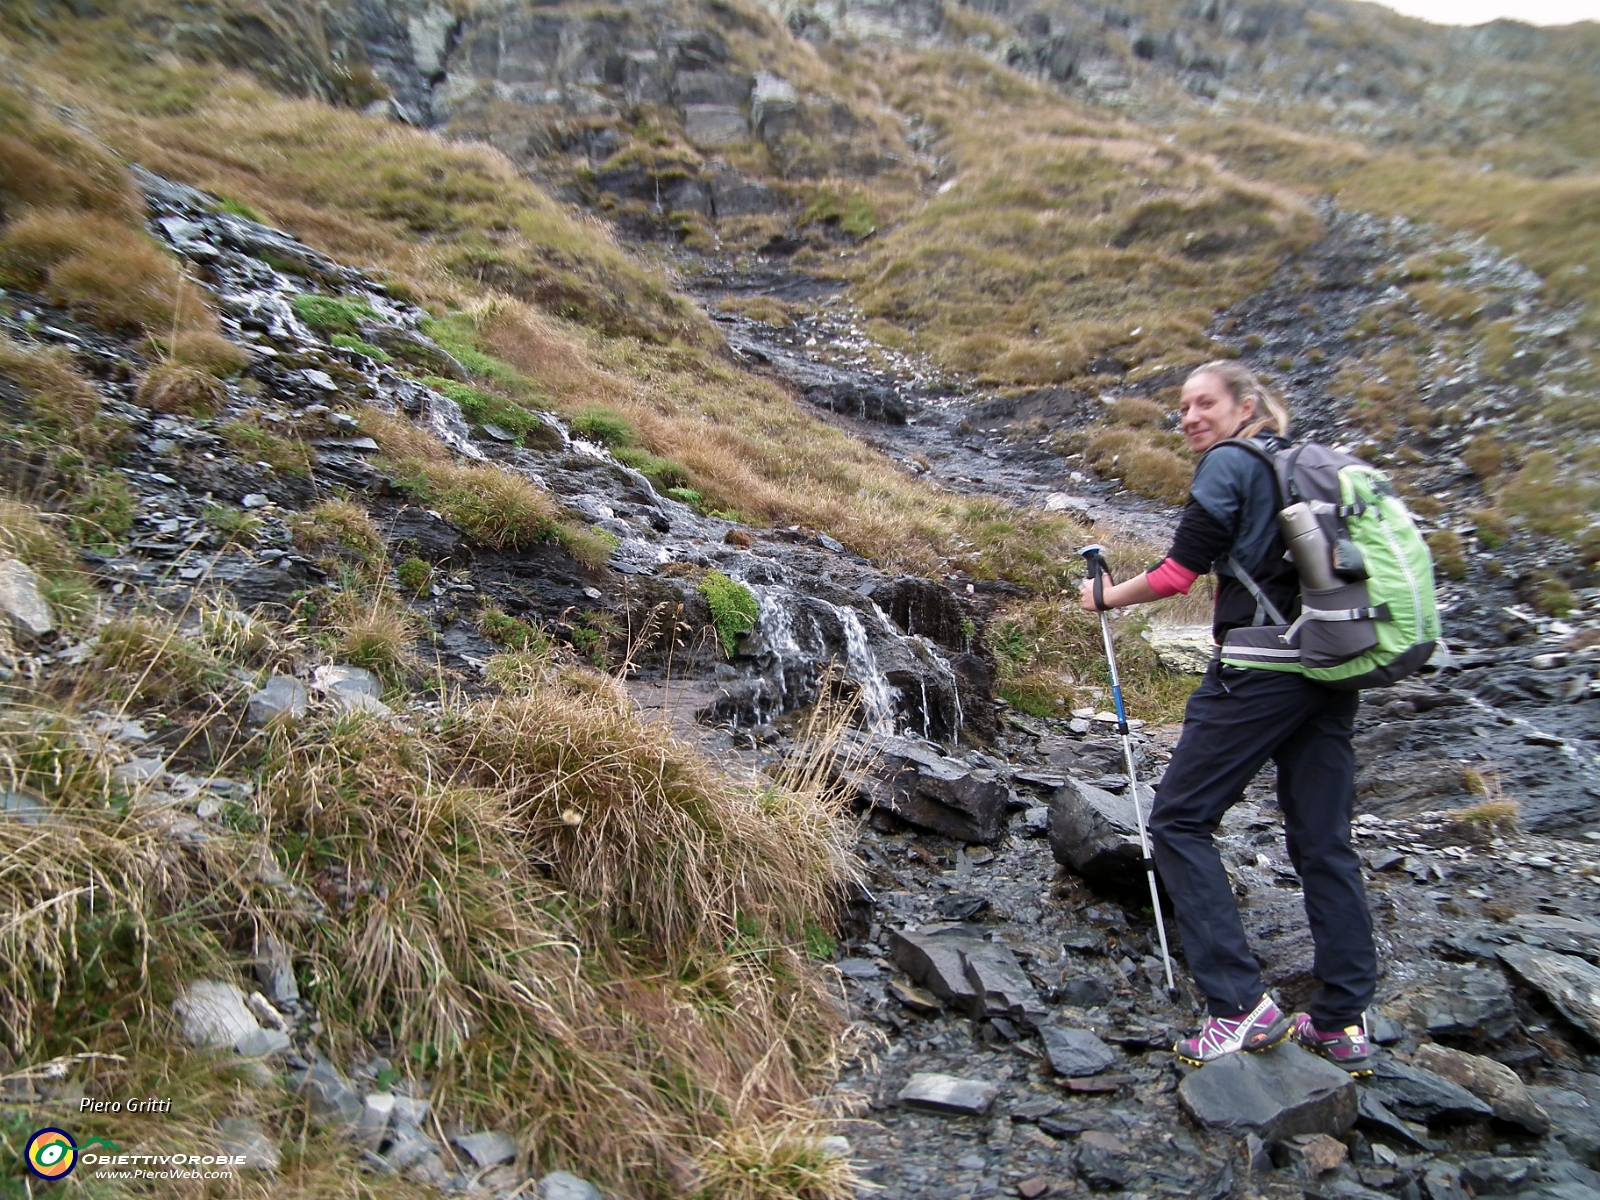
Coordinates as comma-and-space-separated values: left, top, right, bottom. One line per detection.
699, 571, 759, 656
390, 459, 557, 552
135, 361, 226, 415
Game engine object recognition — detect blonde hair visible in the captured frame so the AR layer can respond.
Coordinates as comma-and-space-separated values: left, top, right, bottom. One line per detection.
1187, 360, 1291, 439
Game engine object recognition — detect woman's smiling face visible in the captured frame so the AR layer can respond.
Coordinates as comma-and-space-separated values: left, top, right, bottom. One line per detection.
1178, 371, 1256, 454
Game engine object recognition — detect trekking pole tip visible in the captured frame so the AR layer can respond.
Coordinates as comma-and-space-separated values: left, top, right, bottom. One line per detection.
1079, 543, 1104, 559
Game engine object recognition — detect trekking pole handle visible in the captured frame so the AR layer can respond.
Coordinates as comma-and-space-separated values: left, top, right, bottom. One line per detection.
1080, 544, 1113, 611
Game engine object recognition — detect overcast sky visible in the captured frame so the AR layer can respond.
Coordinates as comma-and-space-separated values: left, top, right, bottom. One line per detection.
1368, 0, 1598, 24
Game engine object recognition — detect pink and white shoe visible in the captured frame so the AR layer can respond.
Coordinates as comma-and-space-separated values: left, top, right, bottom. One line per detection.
1173, 994, 1291, 1065
1290, 1012, 1374, 1076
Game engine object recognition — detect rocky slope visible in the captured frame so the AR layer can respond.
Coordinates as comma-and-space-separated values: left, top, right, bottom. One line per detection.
1, 2, 1598, 1199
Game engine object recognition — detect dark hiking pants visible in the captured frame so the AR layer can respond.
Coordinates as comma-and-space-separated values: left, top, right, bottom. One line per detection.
1149, 661, 1376, 1029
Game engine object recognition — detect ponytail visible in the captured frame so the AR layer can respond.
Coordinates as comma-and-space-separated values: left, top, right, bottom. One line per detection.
1187, 360, 1290, 439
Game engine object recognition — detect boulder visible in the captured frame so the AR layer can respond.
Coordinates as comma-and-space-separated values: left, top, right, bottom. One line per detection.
1529, 1086, 1600, 1166
0, 559, 53, 637
1140, 624, 1214, 674
1364, 1057, 1494, 1124
248, 675, 308, 724
358, 1092, 396, 1149
1047, 778, 1151, 881
860, 737, 1013, 843
1040, 1026, 1118, 1077
172, 981, 263, 1051
1177, 1042, 1358, 1142
898, 1072, 1000, 1116
1498, 945, 1600, 1042
751, 71, 799, 144
1413, 1043, 1549, 1133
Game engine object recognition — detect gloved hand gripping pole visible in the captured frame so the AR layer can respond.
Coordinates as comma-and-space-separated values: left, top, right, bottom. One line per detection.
1081, 544, 1177, 996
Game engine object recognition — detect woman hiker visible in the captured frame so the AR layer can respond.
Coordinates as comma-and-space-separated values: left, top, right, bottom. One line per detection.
1077, 361, 1376, 1073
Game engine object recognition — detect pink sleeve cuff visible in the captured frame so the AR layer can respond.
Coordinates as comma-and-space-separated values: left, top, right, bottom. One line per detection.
1146, 558, 1200, 598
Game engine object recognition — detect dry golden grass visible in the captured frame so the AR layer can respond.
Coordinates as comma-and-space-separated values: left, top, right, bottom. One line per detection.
0, 206, 216, 335
0, 331, 100, 430
157, 328, 254, 376
1084, 428, 1194, 506
135, 361, 227, 415
388, 458, 558, 553
841, 49, 1317, 385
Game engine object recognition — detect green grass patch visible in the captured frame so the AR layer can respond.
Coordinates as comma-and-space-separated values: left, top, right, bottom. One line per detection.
570, 405, 637, 448
291, 292, 373, 335
698, 571, 759, 656
217, 419, 312, 477
329, 332, 390, 361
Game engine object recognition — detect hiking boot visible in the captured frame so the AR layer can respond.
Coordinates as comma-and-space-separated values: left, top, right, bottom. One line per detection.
1290, 1013, 1374, 1075
1173, 994, 1291, 1065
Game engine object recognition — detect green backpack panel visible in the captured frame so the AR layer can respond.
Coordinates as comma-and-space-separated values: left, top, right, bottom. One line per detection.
1216, 441, 1440, 690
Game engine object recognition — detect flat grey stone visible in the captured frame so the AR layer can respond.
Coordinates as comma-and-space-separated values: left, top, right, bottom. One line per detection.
454, 1129, 517, 1168
172, 980, 261, 1051
0, 789, 50, 825
0, 558, 54, 636
217, 1117, 280, 1171
1390, 966, 1515, 1039
1365, 1057, 1494, 1124
1040, 1025, 1118, 1077
113, 756, 168, 784
312, 664, 392, 715
391, 1095, 431, 1128
384, 1123, 440, 1170
480, 423, 516, 442
835, 957, 881, 980
859, 736, 1013, 843
1499, 944, 1600, 1042
1047, 777, 1153, 882
248, 675, 308, 724
242, 493, 270, 508
898, 1072, 1000, 1116
234, 1027, 291, 1058
1177, 1042, 1358, 1142
538, 1171, 603, 1200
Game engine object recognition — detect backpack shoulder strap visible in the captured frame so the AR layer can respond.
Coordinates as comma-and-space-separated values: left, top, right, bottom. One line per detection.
1227, 554, 1290, 627
1210, 437, 1292, 508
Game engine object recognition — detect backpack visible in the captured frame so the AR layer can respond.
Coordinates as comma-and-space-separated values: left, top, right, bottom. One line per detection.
1213, 440, 1441, 690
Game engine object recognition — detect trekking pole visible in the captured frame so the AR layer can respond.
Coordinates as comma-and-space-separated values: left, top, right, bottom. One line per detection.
1080, 544, 1177, 996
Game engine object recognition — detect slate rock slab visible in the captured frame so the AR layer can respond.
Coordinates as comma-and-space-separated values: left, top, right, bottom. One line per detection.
1354, 1090, 1434, 1151
1177, 1042, 1358, 1142
963, 939, 1047, 1026
888, 926, 981, 1005
1040, 1026, 1118, 1077
290, 1058, 364, 1127
1413, 1043, 1549, 1133
1390, 965, 1515, 1040
1365, 1057, 1494, 1124
454, 1130, 517, 1168
538, 1173, 602, 1200
860, 737, 1014, 843
1047, 777, 1152, 882
247, 675, 308, 724
1499, 944, 1600, 1042
898, 1072, 1000, 1116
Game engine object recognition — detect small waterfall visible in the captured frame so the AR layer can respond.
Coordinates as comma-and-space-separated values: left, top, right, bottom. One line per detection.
420, 387, 487, 460
838, 604, 897, 734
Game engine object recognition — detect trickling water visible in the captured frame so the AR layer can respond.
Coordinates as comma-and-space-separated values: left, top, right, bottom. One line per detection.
419, 387, 486, 461
838, 604, 897, 734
